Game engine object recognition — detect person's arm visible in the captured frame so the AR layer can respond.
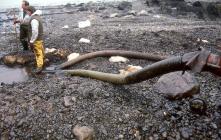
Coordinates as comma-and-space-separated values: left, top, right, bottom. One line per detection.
30, 19, 39, 43
14, 9, 23, 24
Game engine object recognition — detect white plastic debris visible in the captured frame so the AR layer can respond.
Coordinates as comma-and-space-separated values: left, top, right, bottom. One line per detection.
45, 48, 57, 54
79, 38, 90, 43
197, 38, 209, 43
110, 13, 119, 18
153, 15, 161, 18
109, 56, 129, 63
35, 10, 42, 16
202, 40, 209, 43
138, 10, 148, 16
62, 25, 69, 29
119, 65, 142, 75
67, 53, 80, 61
78, 20, 91, 28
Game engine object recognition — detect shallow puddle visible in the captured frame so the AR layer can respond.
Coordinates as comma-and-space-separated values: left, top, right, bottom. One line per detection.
0, 65, 29, 84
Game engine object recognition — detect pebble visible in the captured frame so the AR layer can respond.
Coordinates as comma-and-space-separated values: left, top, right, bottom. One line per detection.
180, 127, 191, 139
119, 134, 124, 139
211, 123, 217, 129
100, 125, 108, 135
162, 132, 167, 138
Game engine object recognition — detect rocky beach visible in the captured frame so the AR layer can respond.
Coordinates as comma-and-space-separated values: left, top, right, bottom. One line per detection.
0, 0, 221, 139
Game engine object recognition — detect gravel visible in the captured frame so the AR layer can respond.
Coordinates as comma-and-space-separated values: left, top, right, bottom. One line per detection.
0, 0, 221, 139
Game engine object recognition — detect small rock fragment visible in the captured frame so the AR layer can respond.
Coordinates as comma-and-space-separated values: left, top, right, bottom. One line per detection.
67, 53, 80, 61
138, 10, 148, 16
79, 38, 90, 43
78, 20, 91, 28
189, 98, 207, 114
73, 125, 94, 140
109, 56, 129, 63
64, 96, 74, 107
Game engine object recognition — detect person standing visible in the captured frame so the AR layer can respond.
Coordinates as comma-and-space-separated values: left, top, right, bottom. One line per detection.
26, 6, 44, 74
14, 0, 30, 51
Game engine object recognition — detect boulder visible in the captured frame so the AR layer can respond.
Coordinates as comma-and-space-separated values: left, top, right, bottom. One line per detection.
118, 1, 132, 11
154, 71, 200, 100
1, 49, 68, 66
146, 0, 160, 6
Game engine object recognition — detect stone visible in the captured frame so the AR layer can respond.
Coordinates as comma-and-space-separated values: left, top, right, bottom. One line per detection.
119, 134, 124, 139
211, 123, 218, 129
100, 125, 108, 135
109, 56, 129, 63
79, 38, 90, 44
67, 53, 80, 61
2, 49, 68, 66
189, 98, 207, 114
64, 96, 74, 107
73, 125, 94, 140
128, 10, 137, 16
154, 71, 199, 100
110, 13, 119, 18
180, 127, 192, 139
146, 0, 160, 6
78, 20, 91, 28
1, 131, 9, 140
138, 10, 148, 16
118, 1, 132, 11
2, 55, 17, 65
119, 65, 142, 75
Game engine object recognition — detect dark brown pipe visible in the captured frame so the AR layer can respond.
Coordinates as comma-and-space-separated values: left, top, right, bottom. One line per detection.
56, 50, 168, 69
61, 56, 184, 84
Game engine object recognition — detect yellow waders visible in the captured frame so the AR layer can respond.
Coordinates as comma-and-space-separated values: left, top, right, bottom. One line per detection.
33, 40, 45, 68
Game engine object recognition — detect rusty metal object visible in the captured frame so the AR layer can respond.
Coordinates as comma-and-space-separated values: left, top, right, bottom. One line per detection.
205, 53, 221, 76
182, 49, 210, 73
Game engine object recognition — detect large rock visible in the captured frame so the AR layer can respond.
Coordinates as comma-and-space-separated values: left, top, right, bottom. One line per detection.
1, 49, 68, 66
154, 71, 200, 100
73, 125, 95, 140
118, 1, 132, 11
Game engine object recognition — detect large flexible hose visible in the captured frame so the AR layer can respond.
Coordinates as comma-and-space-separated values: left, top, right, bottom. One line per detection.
56, 50, 168, 69
60, 56, 184, 84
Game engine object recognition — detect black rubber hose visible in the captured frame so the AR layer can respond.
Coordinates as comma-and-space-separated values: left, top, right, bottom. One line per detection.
61, 56, 185, 84
56, 50, 168, 69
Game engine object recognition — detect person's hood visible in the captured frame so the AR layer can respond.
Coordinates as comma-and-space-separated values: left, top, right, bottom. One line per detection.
32, 10, 42, 16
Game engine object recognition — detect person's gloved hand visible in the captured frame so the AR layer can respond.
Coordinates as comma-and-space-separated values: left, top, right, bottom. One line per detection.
29, 43, 34, 52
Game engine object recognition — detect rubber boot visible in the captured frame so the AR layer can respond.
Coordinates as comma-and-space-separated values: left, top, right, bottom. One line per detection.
21, 40, 29, 51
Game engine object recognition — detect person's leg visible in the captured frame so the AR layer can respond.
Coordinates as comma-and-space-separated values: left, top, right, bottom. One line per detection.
33, 40, 44, 73
20, 24, 29, 50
